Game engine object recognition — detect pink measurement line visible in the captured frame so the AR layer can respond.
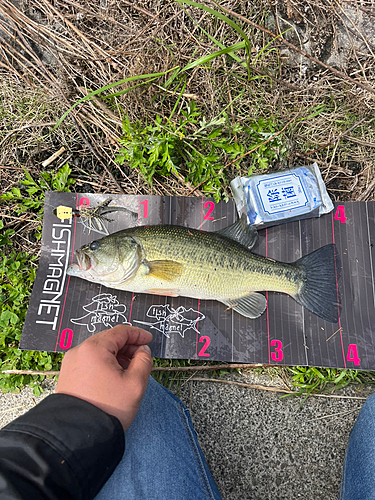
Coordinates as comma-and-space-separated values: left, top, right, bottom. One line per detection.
266, 228, 270, 365
331, 211, 346, 368
128, 196, 140, 323
195, 299, 202, 360
195, 198, 205, 359
54, 193, 79, 351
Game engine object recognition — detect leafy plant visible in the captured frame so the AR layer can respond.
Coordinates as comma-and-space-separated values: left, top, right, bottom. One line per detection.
0, 165, 75, 394
243, 118, 286, 171
0, 221, 14, 247
116, 101, 284, 201
1, 163, 75, 239
0, 249, 63, 395
285, 366, 365, 399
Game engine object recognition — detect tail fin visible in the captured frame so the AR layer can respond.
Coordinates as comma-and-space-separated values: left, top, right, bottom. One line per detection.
294, 244, 340, 323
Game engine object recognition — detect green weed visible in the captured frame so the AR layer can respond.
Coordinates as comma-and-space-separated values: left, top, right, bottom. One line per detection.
0, 248, 62, 395
116, 101, 284, 201
285, 366, 375, 399
1, 163, 75, 240
0, 164, 75, 394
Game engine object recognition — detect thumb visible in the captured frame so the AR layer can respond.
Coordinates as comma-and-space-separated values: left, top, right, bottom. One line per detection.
125, 344, 153, 391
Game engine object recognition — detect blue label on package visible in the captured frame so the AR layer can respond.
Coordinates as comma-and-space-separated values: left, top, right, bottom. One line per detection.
243, 167, 323, 225
256, 173, 308, 215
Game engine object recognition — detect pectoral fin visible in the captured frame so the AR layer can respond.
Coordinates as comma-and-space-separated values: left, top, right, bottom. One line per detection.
146, 260, 183, 281
221, 292, 267, 319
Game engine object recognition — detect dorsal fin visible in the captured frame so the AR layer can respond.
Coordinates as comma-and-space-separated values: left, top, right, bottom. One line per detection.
216, 214, 258, 250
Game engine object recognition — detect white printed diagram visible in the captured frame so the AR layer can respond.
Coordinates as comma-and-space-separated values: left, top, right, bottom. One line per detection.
70, 294, 205, 338
134, 304, 205, 338
70, 293, 130, 333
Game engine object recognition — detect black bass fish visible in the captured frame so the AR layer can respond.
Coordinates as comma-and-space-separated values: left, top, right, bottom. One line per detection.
66, 215, 340, 322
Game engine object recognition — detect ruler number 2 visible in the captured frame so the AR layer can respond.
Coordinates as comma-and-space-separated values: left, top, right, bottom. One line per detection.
198, 336, 210, 357
203, 201, 215, 220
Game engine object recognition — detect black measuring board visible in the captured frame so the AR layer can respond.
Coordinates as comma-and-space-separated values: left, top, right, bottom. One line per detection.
20, 192, 375, 370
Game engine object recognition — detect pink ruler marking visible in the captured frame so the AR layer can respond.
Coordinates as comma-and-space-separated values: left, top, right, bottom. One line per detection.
266, 228, 270, 365
128, 196, 140, 323
331, 210, 346, 368
195, 198, 204, 359
54, 193, 79, 351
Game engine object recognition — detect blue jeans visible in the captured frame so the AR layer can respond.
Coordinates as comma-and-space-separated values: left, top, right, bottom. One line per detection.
95, 376, 222, 500
340, 393, 375, 499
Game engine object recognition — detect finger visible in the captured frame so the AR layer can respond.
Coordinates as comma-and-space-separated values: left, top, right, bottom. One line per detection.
117, 342, 154, 369
123, 345, 153, 391
117, 354, 131, 370
88, 325, 152, 356
118, 343, 152, 360
115, 325, 153, 348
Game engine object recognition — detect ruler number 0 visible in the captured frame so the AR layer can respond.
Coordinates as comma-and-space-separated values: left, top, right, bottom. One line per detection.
79, 197, 90, 208
59, 328, 73, 350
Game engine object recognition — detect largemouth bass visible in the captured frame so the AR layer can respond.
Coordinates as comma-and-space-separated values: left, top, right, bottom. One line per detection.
67, 215, 340, 323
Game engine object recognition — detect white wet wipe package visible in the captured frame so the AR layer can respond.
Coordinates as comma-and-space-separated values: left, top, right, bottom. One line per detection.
231, 163, 334, 228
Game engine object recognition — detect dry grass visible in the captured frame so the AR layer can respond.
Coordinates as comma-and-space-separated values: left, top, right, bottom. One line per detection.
1, 0, 375, 216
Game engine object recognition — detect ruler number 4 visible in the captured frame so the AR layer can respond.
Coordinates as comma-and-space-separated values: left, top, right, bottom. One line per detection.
346, 344, 361, 366
334, 205, 347, 224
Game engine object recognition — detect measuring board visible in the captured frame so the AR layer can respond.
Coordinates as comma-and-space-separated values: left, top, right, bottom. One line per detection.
20, 192, 375, 370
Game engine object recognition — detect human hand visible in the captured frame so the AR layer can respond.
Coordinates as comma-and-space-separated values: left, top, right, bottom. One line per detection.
56, 325, 153, 431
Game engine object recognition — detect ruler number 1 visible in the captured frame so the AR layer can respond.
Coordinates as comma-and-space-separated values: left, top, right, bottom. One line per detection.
140, 199, 148, 218
334, 205, 347, 224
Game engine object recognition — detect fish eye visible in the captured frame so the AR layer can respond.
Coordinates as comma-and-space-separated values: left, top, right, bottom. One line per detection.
89, 241, 100, 251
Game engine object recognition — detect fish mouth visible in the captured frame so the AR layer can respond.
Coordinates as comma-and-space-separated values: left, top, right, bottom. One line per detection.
75, 250, 95, 272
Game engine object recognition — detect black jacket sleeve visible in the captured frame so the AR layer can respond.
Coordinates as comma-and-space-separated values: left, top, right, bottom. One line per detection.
0, 393, 125, 500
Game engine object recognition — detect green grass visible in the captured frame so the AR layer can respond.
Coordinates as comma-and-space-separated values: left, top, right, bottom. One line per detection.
0, 165, 75, 395
285, 366, 375, 399
0, 247, 62, 396
116, 100, 286, 201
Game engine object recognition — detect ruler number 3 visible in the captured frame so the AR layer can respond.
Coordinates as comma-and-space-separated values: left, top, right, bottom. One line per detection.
271, 339, 284, 362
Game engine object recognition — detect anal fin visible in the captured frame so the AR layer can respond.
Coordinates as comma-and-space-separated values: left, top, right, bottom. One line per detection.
221, 292, 267, 319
